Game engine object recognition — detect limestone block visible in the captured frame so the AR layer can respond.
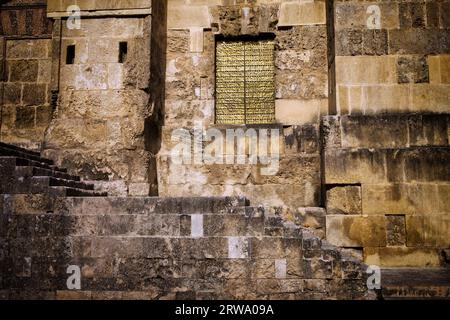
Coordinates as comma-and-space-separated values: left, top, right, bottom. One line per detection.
189, 28, 204, 53
276, 69, 328, 100
339, 115, 409, 149
37, 59, 52, 84
326, 186, 362, 215
60, 64, 108, 90
361, 183, 442, 216
107, 64, 124, 89
3, 83, 22, 105
88, 39, 120, 63
362, 85, 410, 114
128, 183, 150, 197
386, 215, 406, 246
411, 84, 450, 113
48, 0, 151, 14
335, 56, 397, 85
388, 29, 448, 55
408, 114, 449, 147
15, 107, 36, 130
8, 60, 39, 82
335, 2, 399, 30
275, 25, 327, 51
406, 215, 450, 247
364, 247, 441, 267
168, 5, 211, 29
325, 149, 387, 185
326, 215, 387, 248
22, 84, 47, 106
279, 1, 326, 26
6, 39, 50, 59
275, 99, 327, 125
397, 55, 429, 84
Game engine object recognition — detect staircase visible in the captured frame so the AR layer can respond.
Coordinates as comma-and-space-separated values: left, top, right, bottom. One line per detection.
0, 142, 106, 197
0, 142, 373, 300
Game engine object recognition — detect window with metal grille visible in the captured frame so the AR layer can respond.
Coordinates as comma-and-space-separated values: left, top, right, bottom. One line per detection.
215, 39, 275, 125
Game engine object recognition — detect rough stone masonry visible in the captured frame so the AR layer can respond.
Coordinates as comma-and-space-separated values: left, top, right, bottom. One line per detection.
0, 0, 449, 300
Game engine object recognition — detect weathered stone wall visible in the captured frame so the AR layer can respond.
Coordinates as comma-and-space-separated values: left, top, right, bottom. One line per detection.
324, 114, 450, 267
42, 1, 157, 196
0, 1, 54, 150
159, 0, 329, 207
334, 0, 450, 115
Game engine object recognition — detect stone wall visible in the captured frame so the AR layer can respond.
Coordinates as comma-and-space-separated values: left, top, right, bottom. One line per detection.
324, 114, 450, 267
334, 0, 450, 115
0, 1, 54, 150
42, 1, 158, 196
159, 0, 329, 207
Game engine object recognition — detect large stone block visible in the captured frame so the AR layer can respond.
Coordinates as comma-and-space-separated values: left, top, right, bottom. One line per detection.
3, 83, 22, 105
275, 99, 327, 125
326, 215, 387, 248
386, 215, 406, 246
388, 29, 447, 55
168, 5, 211, 29
325, 149, 387, 184
8, 60, 39, 82
397, 55, 429, 84
336, 56, 397, 85
411, 84, 450, 113
22, 84, 47, 106
339, 115, 410, 149
406, 215, 450, 247
335, 2, 399, 30
278, 1, 326, 26
6, 39, 50, 59
326, 186, 362, 215
364, 247, 442, 267
361, 183, 444, 216
15, 107, 36, 130
408, 114, 449, 147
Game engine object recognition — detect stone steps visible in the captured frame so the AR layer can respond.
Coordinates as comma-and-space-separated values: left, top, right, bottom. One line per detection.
0, 142, 41, 158
0, 193, 372, 300
381, 268, 450, 300
0, 144, 54, 165
0, 142, 104, 198
15, 166, 80, 182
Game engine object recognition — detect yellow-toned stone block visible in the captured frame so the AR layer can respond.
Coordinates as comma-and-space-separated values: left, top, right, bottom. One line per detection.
335, 56, 397, 85
440, 55, 450, 84
411, 84, 450, 113
326, 215, 387, 248
348, 86, 363, 115
325, 149, 387, 184
337, 86, 349, 114
279, 1, 326, 26
363, 85, 410, 114
361, 184, 441, 216
168, 5, 211, 29
364, 247, 442, 267
406, 215, 450, 247
275, 99, 328, 125
428, 56, 441, 84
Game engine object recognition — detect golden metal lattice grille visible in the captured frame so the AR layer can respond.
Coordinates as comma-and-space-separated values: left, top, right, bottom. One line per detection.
216, 39, 275, 125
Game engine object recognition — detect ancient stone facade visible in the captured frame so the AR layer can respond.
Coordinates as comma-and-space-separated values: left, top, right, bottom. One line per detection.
0, 0, 449, 300
0, 0, 53, 149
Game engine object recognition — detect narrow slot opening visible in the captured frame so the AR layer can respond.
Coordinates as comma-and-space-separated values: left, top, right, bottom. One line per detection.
66, 45, 75, 65
119, 42, 128, 63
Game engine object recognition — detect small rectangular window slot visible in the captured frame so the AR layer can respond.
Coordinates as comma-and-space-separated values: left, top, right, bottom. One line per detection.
66, 45, 75, 65
119, 42, 128, 63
